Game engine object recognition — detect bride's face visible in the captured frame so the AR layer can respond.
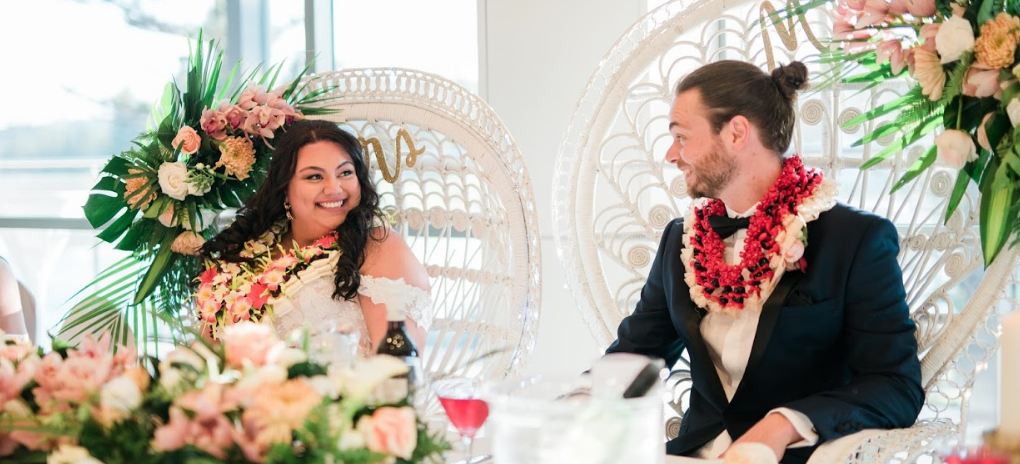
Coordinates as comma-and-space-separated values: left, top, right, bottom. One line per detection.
286, 141, 362, 243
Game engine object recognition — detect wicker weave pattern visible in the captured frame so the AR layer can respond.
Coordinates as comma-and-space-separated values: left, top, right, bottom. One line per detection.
553, 0, 1013, 460
297, 68, 541, 381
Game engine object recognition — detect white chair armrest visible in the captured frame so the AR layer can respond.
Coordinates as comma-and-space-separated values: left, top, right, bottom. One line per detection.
807, 420, 956, 464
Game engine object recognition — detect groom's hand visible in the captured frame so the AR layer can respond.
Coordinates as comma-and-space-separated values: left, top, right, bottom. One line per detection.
725, 412, 803, 461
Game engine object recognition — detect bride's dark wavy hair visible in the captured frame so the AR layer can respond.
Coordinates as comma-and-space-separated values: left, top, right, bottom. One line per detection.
199, 120, 385, 301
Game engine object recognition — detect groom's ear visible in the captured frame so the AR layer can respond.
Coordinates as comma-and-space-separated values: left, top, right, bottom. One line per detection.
722, 114, 751, 150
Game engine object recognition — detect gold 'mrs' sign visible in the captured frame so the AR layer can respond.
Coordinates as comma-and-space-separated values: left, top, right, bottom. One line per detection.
359, 128, 426, 184
758, 0, 825, 70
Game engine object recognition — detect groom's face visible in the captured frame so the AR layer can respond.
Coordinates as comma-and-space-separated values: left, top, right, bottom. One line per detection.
666, 89, 736, 199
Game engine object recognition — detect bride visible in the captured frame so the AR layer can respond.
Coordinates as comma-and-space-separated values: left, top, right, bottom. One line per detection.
197, 120, 430, 356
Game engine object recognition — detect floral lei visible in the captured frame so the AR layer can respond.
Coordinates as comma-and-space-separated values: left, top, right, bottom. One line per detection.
194, 220, 341, 334
681, 156, 837, 314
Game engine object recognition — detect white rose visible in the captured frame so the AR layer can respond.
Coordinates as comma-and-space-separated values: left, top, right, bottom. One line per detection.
1008, 99, 1020, 127
100, 375, 142, 414
935, 16, 975, 64
934, 129, 978, 169
157, 161, 190, 200
47, 444, 105, 464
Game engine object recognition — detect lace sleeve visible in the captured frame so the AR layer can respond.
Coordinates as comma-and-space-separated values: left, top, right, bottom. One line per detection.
359, 275, 433, 331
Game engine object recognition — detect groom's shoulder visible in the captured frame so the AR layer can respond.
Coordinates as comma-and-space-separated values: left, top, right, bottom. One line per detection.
817, 202, 893, 233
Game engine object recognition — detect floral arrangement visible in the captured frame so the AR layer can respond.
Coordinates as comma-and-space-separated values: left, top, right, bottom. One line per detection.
0, 323, 449, 464
74, 31, 339, 336
195, 221, 341, 335
788, 0, 1020, 265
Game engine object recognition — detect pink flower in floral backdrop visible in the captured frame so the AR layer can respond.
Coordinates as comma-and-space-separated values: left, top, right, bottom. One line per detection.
977, 112, 996, 152
222, 323, 281, 368
152, 406, 234, 459
906, 0, 935, 17
888, 0, 909, 16
237, 85, 271, 111
842, 0, 866, 11
223, 104, 247, 130
244, 105, 287, 139
876, 40, 906, 74
857, 0, 890, 28
242, 379, 323, 447
200, 107, 228, 141
911, 48, 946, 101
359, 406, 418, 460
963, 66, 1001, 98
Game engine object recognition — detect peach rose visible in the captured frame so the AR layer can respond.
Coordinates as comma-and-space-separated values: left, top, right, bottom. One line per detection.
358, 406, 418, 459
171, 126, 202, 155
221, 322, 282, 369
170, 231, 204, 255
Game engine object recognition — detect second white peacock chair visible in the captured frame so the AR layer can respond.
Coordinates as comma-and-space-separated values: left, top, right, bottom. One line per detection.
297, 68, 542, 382
553, 1, 1016, 463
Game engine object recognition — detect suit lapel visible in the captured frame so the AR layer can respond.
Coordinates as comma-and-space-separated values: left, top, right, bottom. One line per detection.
679, 298, 729, 411
731, 270, 802, 401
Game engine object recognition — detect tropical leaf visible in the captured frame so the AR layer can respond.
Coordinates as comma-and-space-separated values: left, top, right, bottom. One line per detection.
891, 145, 938, 193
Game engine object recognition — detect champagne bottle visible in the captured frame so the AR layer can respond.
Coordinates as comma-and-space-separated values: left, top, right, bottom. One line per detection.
375, 302, 420, 404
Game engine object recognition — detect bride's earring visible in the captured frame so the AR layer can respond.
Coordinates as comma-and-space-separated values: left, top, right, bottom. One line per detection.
284, 200, 294, 221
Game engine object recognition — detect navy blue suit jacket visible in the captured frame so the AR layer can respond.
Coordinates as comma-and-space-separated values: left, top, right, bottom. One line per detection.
606, 203, 924, 464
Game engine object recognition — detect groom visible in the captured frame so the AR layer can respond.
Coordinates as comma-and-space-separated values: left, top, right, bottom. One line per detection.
605, 60, 923, 464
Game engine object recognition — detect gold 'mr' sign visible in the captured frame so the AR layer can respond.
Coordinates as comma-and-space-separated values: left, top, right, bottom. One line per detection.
758, 0, 825, 70
359, 128, 426, 184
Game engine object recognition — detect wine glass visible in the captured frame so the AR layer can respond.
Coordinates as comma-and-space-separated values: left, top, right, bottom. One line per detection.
432, 376, 490, 460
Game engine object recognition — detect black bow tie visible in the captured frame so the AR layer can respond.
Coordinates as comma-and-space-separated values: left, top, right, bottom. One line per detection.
707, 215, 750, 239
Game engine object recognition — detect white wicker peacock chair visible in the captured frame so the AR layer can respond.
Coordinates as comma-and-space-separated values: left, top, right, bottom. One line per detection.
553, 1, 1017, 463
297, 68, 541, 382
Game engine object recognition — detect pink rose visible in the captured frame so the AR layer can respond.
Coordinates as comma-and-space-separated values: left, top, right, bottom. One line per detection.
200, 108, 228, 141
935, 129, 977, 169
359, 406, 418, 459
171, 126, 202, 155
222, 322, 282, 368
963, 66, 1001, 98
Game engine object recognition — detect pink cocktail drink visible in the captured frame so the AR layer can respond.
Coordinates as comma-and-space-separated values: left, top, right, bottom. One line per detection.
439, 396, 489, 438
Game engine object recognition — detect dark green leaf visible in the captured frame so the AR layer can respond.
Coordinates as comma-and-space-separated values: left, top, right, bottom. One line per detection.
83, 191, 128, 229
134, 235, 179, 305
891, 146, 938, 193
96, 207, 139, 244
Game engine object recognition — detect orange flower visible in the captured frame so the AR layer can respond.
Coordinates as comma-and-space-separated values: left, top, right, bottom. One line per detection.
911, 48, 946, 101
975, 12, 1020, 69
216, 136, 257, 180
123, 168, 155, 210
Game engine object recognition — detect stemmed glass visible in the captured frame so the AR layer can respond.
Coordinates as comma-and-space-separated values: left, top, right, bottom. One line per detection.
432, 377, 490, 461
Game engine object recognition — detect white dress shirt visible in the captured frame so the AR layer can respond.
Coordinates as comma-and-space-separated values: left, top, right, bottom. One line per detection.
695, 203, 818, 458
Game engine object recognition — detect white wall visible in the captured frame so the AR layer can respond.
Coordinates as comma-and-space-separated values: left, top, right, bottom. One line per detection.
480, 0, 648, 376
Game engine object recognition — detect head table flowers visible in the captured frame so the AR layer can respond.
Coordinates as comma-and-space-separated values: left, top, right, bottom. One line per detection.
0, 323, 449, 464
785, 0, 1020, 266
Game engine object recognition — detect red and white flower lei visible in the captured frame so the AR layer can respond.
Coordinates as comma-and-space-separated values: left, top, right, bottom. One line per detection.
681, 156, 837, 315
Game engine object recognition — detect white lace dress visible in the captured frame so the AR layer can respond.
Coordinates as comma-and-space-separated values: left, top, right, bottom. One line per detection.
269, 252, 432, 357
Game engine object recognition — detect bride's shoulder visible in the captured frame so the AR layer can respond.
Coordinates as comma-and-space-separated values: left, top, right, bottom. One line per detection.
361, 228, 429, 292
